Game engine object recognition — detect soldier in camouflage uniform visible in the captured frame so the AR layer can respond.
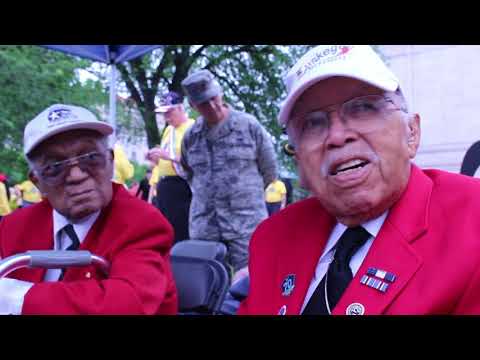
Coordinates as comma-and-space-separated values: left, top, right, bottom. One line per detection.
181, 69, 277, 280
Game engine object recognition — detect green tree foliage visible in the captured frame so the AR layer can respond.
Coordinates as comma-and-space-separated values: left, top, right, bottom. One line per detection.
0, 46, 106, 184
115, 45, 314, 175
129, 161, 149, 186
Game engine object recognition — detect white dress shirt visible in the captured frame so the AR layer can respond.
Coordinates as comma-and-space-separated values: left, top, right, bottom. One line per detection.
0, 210, 100, 314
300, 211, 388, 313
43, 210, 100, 281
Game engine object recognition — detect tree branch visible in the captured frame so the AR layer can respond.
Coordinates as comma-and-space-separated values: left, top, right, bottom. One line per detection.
203, 45, 256, 70
129, 58, 148, 94
151, 46, 174, 86
208, 69, 243, 103
117, 63, 144, 109
186, 45, 209, 67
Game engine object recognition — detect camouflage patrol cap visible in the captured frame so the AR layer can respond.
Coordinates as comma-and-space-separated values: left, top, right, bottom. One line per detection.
181, 69, 223, 105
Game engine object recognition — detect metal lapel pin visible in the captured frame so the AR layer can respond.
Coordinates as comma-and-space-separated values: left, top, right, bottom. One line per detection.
281, 274, 296, 296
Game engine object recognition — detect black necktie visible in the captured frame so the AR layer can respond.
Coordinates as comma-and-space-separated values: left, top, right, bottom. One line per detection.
63, 224, 80, 251
302, 226, 371, 315
59, 224, 80, 280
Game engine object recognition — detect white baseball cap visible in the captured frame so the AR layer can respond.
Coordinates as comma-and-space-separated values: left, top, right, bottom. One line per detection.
154, 91, 184, 113
155, 105, 176, 113
278, 45, 401, 126
24, 104, 114, 155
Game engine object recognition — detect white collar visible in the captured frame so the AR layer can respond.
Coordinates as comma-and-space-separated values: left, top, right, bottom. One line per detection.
53, 210, 101, 249
321, 211, 389, 259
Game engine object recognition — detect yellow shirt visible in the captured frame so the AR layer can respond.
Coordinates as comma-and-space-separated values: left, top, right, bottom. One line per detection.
113, 144, 134, 185
17, 180, 42, 203
265, 180, 287, 203
149, 165, 161, 187
0, 182, 11, 216
9, 188, 19, 211
153, 118, 195, 179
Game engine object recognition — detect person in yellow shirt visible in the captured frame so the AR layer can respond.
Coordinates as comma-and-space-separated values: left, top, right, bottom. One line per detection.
16, 179, 42, 207
265, 179, 287, 216
113, 143, 134, 186
147, 91, 194, 243
147, 164, 160, 204
0, 181, 11, 218
8, 186, 20, 211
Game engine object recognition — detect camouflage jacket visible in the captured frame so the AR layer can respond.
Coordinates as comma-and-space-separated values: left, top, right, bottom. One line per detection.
181, 108, 277, 241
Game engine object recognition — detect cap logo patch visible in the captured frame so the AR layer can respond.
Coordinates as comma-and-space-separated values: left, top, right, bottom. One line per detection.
47, 108, 75, 123
295, 45, 353, 80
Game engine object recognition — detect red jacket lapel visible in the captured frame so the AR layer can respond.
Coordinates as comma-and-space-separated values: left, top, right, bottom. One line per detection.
8, 184, 125, 282
7, 200, 54, 282
332, 165, 431, 315
275, 199, 336, 315
61, 184, 127, 280
333, 219, 423, 315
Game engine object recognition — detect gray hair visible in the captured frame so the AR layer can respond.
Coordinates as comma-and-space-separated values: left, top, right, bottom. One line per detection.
390, 88, 415, 130
392, 87, 410, 115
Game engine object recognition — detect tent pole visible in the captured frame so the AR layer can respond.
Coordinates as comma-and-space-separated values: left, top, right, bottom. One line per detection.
109, 63, 117, 145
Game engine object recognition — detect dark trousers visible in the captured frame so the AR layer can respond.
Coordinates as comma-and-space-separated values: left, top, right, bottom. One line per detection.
266, 202, 282, 216
156, 176, 192, 243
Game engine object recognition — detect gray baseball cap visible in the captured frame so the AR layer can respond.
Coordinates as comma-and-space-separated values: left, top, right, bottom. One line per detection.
181, 69, 223, 105
24, 104, 113, 155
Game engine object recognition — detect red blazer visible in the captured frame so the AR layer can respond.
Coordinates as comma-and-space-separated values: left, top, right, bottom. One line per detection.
0, 183, 177, 315
238, 165, 480, 315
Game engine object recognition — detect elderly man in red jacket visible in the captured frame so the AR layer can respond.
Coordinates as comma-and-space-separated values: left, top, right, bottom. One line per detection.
0, 104, 177, 314
239, 45, 480, 315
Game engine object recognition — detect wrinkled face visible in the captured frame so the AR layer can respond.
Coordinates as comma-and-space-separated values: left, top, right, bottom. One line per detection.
29, 130, 114, 222
288, 77, 420, 226
193, 95, 226, 125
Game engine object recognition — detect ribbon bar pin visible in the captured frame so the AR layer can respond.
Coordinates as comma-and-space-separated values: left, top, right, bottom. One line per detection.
367, 267, 396, 283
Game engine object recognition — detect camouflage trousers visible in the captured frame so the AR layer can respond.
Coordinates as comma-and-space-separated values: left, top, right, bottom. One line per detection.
221, 235, 250, 273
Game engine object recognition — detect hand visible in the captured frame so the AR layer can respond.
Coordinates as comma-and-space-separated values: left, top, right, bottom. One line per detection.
147, 148, 172, 162
0, 278, 34, 315
14, 186, 22, 197
232, 266, 249, 285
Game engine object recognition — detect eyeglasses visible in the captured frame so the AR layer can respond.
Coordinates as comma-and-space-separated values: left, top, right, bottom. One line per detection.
287, 94, 407, 144
34, 151, 107, 186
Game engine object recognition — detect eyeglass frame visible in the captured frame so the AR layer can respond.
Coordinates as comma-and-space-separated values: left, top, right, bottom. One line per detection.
286, 92, 408, 146
32, 151, 110, 186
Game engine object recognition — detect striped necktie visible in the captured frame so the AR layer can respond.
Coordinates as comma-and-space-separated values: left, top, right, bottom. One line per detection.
58, 224, 80, 280
63, 224, 80, 251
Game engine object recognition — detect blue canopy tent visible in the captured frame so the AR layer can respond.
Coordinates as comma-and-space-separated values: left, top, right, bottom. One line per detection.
41, 45, 162, 139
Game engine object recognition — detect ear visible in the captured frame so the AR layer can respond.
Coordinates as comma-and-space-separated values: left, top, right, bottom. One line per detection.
28, 170, 38, 185
188, 100, 198, 112
29, 170, 47, 197
297, 164, 310, 190
406, 113, 421, 159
